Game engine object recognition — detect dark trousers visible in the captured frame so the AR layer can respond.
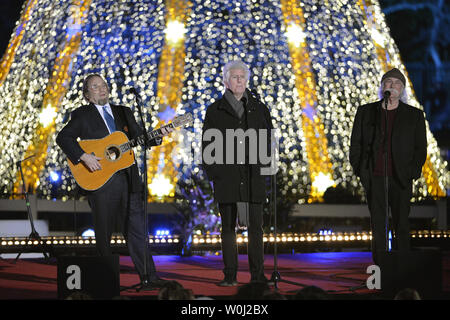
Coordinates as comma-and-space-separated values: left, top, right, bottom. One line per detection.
366, 175, 412, 264
218, 203, 265, 281
87, 172, 157, 281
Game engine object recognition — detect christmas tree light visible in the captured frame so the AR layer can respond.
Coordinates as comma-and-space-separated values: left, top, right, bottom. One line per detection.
0, 0, 446, 233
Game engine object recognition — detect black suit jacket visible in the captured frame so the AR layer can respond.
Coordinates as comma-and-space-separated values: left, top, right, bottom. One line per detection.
56, 103, 155, 193
349, 100, 427, 189
202, 89, 273, 203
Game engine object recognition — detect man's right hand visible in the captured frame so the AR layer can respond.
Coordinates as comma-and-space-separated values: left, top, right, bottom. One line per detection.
80, 153, 102, 172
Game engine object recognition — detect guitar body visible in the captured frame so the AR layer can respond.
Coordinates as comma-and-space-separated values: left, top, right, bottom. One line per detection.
65, 113, 193, 191
68, 131, 135, 191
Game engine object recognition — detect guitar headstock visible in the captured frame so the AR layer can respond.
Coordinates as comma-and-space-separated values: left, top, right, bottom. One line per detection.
172, 113, 193, 128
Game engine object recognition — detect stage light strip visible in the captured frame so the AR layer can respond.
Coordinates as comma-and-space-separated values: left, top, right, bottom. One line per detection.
12, 0, 92, 195
0, 235, 180, 247
358, 0, 447, 198
192, 232, 373, 244
1, 231, 448, 251
191, 230, 450, 245
279, 0, 335, 202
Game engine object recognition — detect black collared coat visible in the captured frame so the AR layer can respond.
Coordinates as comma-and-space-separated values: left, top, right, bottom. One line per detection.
202, 89, 274, 203
349, 100, 427, 190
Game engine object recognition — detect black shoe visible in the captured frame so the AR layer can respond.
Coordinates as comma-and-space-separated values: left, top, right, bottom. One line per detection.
217, 279, 238, 287
140, 278, 170, 290
250, 276, 274, 286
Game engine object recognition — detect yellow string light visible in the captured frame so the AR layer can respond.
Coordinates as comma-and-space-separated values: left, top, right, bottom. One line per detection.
12, 0, 92, 195
147, 0, 191, 201
280, 0, 335, 202
0, 0, 446, 206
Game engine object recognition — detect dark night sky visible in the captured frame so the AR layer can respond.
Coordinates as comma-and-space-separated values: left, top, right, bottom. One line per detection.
0, 0, 24, 55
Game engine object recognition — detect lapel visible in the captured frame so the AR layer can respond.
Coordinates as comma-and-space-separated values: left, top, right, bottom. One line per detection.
87, 103, 110, 136
218, 95, 241, 119
110, 104, 125, 130
218, 89, 257, 120
391, 101, 407, 140
367, 100, 382, 149
373, 100, 382, 128
245, 89, 257, 112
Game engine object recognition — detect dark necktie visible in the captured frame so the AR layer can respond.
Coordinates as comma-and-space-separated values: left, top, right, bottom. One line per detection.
102, 106, 116, 132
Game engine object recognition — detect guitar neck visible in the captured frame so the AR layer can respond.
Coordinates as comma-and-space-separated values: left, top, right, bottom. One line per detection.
125, 123, 175, 150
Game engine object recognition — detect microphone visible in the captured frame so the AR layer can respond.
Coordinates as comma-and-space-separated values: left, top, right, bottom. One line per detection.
382, 89, 391, 110
129, 87, 141, 101
241, 96, 247, 107
250, 88, 261, 100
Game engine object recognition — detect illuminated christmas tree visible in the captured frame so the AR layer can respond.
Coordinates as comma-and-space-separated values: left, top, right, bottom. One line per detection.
0, 0, 447, 232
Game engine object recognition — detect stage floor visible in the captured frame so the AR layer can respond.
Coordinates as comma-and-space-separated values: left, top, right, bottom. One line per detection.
1, 252, 449, 300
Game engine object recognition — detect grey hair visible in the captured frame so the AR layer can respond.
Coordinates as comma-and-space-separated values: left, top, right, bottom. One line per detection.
378, 80, 408, 103
222, 60, 250, 85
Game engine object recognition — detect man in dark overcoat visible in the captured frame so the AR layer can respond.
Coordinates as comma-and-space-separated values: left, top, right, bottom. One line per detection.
350, 68, 427, 263
202, 60, 274, 286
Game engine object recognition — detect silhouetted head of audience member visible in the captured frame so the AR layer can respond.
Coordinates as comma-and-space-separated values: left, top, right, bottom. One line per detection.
157, 280, 194, 300
394, 288, 421, 300
234, 282, 271, 300
294, 286, 329, 300
112, 295, 131, 300
262, 290, 287, 300
65, 291, 93, 300
195, 296, 215, 300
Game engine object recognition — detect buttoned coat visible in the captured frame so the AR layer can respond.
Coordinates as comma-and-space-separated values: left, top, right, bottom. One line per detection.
202, 89, 273, 203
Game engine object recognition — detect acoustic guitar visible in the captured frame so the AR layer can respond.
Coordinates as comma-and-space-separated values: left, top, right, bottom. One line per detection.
67, 113, 193, 191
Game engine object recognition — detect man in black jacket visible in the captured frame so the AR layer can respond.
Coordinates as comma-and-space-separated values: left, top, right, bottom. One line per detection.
202, 60, 274, 286
350, 68, 427, 264
56, 74, 167, 288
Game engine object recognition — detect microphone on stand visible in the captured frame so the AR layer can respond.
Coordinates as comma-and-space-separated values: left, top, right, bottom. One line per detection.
129, 87, 141, 101
383, 90, 391, 109
241, 96, 248, 109
250, 88, 261, 100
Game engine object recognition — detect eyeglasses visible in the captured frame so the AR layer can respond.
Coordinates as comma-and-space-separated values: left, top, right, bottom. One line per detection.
89, 83, 108, 91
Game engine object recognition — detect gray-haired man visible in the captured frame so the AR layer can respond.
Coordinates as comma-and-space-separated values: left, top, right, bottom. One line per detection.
202, 60, 274, 286
350, 68, 427, 264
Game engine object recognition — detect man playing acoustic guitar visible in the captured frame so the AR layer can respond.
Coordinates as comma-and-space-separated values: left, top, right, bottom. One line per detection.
57, 73, 171, 289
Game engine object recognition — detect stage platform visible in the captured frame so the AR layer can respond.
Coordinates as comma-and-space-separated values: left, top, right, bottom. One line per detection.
1, 252, 449, 300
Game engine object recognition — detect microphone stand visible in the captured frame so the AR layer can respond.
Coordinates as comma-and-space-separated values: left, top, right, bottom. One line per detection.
14, 155, 51, 262
126, 89, 152, 291
249, 89, 307, 290
382, 93, 390, 252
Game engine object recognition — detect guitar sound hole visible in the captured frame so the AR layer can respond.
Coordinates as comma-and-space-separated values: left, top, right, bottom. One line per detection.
106, 146, 120, 161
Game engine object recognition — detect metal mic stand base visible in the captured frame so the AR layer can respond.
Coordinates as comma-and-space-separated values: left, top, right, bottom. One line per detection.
271, 271, 309, 289
14, 230, 51, 263
269, 172, 307, 291
14, 158, 52, 263
120, 276, 159, 292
